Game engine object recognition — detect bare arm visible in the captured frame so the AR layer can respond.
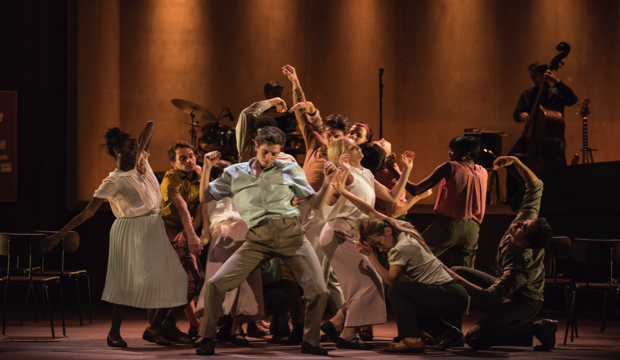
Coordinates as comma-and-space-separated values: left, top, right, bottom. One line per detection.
305, 161, 337, 209
404, 161, 452, 196
386, 189, 433, 218
41, 197, 106, 252
375, 151, 414, 202
333, 167, 386, 222
356, 241, 405, 285
170, 194, 202, 256
200, 153, 218, 204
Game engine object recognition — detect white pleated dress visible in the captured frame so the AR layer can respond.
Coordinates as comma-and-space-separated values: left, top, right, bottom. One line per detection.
94, 155, 188, 309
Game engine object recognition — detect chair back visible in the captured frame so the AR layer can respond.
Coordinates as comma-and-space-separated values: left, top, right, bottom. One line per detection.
572, 238, 620, 287
34, 230, 80, 253
0, 233, 48, 281
545, 236, 572, 260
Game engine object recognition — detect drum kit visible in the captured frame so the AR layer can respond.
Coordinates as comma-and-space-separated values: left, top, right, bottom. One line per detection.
171, 99, 238, 162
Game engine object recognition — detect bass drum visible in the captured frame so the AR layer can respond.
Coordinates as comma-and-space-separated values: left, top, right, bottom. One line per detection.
198, 123, 238, 162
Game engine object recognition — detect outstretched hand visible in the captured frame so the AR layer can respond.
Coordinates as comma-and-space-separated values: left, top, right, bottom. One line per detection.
492, 155, 518, 170
204, 151, 221, 168
331, 168, 347, 194
400, 150, 415, 169
41, 234, 61, 253
271, 97, 288, 113
282, 64, 299, 83
419, 189, 433, 199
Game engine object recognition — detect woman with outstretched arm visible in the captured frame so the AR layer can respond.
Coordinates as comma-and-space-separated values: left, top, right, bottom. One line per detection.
41, 121, 189, 347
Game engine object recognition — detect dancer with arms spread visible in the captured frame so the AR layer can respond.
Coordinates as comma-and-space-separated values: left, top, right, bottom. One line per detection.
42, 121, 187, 347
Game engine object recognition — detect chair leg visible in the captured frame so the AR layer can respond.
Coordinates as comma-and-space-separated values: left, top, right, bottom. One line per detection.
2, 285, 7, 335
84, 274, 92, 324
59, 281, 65, 336
74, 277, 83, 326
601, 292, 608, 333
20, 283, 32, 325
33, 285, 39, 323
42, 285, 55, 339
564, 290, 575, 345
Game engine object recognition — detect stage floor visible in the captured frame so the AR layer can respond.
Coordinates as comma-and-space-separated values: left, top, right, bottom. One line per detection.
1, 307, 619, 359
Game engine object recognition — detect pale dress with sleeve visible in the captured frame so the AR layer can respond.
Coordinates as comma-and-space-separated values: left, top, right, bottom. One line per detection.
319, 166, 387, 327
194, 197, 264, 321
93, 154, 187, 308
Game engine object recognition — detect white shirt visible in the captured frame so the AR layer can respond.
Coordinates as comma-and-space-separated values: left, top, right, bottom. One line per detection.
388, 232, 453, 285
205, 197, 243, 233
326, 166, 375, 226
93, 154, 161, 218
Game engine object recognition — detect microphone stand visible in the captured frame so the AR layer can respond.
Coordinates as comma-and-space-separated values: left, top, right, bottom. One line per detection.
379, 68, 384, 139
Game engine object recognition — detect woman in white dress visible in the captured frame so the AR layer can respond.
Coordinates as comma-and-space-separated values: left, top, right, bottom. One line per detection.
42, 122, 188, 347
318, 137, 414, 350
195, 159, 264, 346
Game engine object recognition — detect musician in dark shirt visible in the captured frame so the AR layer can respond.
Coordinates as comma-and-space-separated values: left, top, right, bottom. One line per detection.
506, 62, 578, 201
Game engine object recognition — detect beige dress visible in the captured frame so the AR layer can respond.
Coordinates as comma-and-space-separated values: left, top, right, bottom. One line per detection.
195, 197, 264, 321
319, 167, 386, 327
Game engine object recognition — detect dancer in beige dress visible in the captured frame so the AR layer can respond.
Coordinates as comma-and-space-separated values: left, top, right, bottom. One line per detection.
318, 137, 414, 350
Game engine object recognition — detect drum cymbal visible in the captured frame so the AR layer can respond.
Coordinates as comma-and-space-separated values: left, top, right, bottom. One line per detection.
171, 99, 217, 122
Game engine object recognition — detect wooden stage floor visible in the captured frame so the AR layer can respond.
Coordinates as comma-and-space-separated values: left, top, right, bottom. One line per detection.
1, 306, 619, 359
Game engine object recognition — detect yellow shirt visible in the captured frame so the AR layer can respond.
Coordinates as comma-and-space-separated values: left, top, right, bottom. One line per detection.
160, 168, 201, 231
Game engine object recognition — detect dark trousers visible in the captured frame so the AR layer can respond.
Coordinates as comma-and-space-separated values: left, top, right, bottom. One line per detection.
388, 278, 468, 338
453, 267, 542, 349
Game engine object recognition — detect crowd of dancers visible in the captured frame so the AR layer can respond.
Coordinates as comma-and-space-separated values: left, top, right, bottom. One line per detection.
42, 65, 558, 356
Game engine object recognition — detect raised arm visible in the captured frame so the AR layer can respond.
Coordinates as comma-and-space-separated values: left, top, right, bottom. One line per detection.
375, 151, 414, 202
41, 197, 106, 252
386, 189, 433, 219
493, 156, 538, 184
305, 161, 337, 209
200, 151, 221, 204
332, 168, 386, 222
236, 98, 287, 162
283, 64, 324, 150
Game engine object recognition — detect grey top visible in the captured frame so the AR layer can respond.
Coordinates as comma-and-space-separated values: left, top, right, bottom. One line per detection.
209, 158, 315, 228
487, 180, 545, 303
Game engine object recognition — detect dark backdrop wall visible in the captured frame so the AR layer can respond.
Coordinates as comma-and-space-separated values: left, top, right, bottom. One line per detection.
1, 0, 618, 305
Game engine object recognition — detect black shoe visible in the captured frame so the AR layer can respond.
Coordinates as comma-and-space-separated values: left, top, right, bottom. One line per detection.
430, 326, 463, 351
320, 334, 331, 342
187, 326, 199, 340
279, 324, 303, 345
301, 341, 328, 355
107, 333, 128, 348
230, 333, 250, 346
533, 319, 558, 351
337, 337, 375, 350
359, 329, 373, 341
246, 321, 268, 338
161, 317, 194, 344
196, 337, 215, 355
320, 321, 341, 343
193, 336, 202, 348
142, 327, 172, 346
215, 317, 233, 340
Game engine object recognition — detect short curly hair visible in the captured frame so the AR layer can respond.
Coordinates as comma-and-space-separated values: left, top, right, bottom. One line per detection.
525, 218, 553, 249
256, 126, 286, 147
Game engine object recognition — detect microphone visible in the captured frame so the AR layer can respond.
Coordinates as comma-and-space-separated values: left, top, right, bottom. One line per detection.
379, 68, 385, 75
226, 108, 235, 122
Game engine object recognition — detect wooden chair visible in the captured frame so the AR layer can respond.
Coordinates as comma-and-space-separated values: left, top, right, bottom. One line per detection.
544, 236, 573, 315
563, 238, 620, 345
0, 233, 66, 338
28, 231, 92, 325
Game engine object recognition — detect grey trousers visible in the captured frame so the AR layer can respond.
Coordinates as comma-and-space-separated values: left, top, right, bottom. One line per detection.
198, 217, 329, 346
453, 266, 542, 349
423, 213, 480, 268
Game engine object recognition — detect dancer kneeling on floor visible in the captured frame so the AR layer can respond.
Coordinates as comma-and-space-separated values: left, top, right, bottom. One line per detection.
330, 165, 468, 353
443, 156, 558, 351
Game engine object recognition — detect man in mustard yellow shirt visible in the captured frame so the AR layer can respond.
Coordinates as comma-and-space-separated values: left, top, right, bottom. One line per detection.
144, 141, 203, 345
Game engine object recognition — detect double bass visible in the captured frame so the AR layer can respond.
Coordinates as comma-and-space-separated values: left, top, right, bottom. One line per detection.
522, 42, 571, 174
